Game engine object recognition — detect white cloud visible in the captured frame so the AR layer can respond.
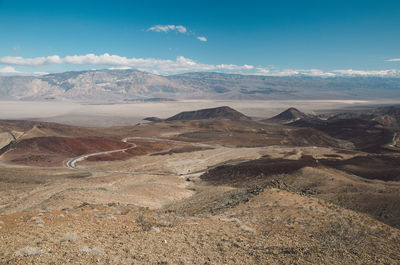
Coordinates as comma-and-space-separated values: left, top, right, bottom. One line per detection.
0, 54, 399, 77
254, 67, 400, 77
0, 53, 255, 75
0, 66, 20, 73
147, 25, 208, 43
33, 71, 49, 76
197, 36, 207, 42
332, 69, 400, 77
108, 66, 132, 70
386, 58, 400, 62
0, 55, 62, 66
147, 25, 187, 34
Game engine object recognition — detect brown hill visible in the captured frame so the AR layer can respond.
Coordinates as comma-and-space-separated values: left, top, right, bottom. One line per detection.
263, 107, 309, 123
329, 105, 400, 128
165, 106, 251, 122
290, 118, 394, 152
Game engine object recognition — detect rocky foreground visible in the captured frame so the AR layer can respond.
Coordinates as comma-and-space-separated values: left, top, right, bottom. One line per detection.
1, 185, 399, 264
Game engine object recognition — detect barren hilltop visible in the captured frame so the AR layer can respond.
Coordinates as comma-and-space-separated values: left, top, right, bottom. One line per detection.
165, 106, 251, 121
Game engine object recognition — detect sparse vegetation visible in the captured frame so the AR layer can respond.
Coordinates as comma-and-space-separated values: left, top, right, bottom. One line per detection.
15, 247, 45, 257
136, 207, 156, 231
81, 246, 104, 255
59, 232, 78, 242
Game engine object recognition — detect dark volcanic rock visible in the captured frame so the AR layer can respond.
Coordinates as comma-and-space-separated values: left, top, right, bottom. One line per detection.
165, 106, 251, 121
290, 118, 394, 152
264, 108, 309, 123
143, 117, 163, 122
320, 155, 400, 181
201, 155, 317, 187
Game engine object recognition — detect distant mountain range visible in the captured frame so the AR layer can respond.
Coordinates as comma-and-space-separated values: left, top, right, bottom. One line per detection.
0, 69, 400, 101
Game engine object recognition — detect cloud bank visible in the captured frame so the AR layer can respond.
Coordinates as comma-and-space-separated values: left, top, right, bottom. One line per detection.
0, 54, 253, 75
0, 53, 399, 77
0, 66, 20, 73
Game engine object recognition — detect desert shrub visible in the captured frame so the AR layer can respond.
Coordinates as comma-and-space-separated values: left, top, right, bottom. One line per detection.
317, 215, 367, 251
22, 215, 32, 222
136, 207, 156, 231
59, 232, 78, 242
81, 246, 104, 255
15, 247, 45, 257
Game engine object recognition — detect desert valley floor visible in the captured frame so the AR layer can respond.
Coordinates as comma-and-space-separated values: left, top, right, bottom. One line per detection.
0, 103, 400, 264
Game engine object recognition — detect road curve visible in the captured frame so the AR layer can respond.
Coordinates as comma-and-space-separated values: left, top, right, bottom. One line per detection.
65, 137, 229, 176
65, 138, 138, 173
391, 132, 398, 147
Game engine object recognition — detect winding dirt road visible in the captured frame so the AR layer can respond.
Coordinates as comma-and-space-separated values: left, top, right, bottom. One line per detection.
65, 137, 241, 176
65, 138, 138, 174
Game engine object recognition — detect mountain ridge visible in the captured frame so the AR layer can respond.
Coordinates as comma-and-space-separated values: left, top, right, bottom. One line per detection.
1, 69, 400, 102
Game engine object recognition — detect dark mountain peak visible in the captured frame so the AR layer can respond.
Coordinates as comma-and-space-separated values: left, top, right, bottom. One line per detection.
265, 107, 308, 123
165, 106, 251, 121
143, 117, 163, 122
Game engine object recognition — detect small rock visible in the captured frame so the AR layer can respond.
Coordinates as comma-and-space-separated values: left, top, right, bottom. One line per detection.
157, 220, 173, 227
59, 214, 65, 218
95, 214, 115, 220
32, 217, 44, 225
240, 224, 255, 233
0, 221, 4, 225
150, 227, 160, 233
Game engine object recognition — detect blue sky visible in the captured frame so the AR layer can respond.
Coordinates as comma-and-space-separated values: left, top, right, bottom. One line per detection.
0, 0, 399, 76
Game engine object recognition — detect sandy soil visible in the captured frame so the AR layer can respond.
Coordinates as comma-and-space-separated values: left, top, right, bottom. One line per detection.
0, 187, 398, 264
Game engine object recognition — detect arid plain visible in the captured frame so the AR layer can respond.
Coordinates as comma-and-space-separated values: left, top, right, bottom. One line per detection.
0, 101, 400, 264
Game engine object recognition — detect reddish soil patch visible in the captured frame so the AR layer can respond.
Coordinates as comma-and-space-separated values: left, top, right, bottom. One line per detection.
85, 140, 174, 162
5, 136, 131, 167
150, 145, 213, 156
